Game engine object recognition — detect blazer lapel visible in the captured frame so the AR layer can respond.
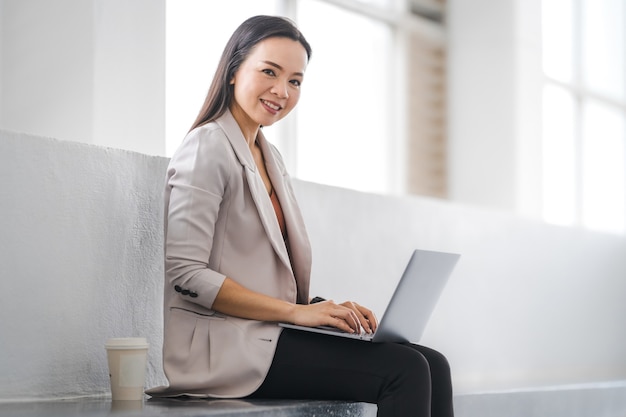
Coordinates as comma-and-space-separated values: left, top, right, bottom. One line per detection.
256, 129, 312, 304
216, 111, 294, 274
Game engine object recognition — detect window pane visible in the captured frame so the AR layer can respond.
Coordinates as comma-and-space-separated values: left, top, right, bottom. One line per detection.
581, 100, 625, 233
356, 0, 391, 7
295, 1, 393, 193
581, 0, 625, 102
542, 85, 577, 225
542, 0, 575, 83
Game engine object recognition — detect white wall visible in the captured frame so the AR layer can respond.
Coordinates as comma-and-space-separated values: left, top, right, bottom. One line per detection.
447, 0, 544, 216
1, 130, 625, 401
0, 0, 165, 155
447, 0, 517, 210
0, 0, 94, 143
92, 0, 165, 154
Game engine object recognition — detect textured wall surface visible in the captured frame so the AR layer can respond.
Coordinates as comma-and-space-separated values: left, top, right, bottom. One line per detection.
0, 130, 168, 399
1, 130, 625, 401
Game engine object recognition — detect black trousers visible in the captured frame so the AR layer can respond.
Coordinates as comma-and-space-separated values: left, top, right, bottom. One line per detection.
249, 328, 454, 417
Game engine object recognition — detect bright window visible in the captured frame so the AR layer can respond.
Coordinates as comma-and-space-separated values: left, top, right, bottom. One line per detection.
581, 0, 625, 103
294, 1, 393, 193
581, 100, 625, 232
541, 0, 626, 234
542, 84, 576, 226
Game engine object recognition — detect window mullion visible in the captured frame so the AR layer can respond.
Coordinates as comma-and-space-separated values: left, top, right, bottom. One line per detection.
573, 0, 584, 227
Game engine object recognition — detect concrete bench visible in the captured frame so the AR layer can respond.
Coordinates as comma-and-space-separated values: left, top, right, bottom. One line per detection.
3, 382, 626, 417
0, 398, 377, 417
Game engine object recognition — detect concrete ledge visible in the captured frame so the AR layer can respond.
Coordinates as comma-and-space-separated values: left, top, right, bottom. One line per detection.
453, 381, 626, 417
3, 382, 626, 417
0, 398, 377, 417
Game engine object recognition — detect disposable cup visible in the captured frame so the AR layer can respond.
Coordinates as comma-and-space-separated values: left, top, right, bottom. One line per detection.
105, 337, 149, 401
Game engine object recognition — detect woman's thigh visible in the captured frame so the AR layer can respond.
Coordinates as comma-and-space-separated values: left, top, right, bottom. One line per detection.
250, 329, 433, 405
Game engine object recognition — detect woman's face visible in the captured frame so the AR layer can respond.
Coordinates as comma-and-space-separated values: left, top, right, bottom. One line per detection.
230, 37, 308, 130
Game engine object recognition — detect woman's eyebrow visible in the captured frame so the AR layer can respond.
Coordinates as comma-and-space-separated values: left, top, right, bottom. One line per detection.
261, 60, 304, 77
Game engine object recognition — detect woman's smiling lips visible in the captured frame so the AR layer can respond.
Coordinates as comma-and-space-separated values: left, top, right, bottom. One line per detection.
261, 99, 283, 114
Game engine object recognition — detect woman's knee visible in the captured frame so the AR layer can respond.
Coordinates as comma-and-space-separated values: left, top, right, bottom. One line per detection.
384, 344, 432, 385
407, 344, 451, 372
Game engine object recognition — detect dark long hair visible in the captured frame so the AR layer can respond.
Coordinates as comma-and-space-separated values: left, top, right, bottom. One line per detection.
189, 15, 312, 132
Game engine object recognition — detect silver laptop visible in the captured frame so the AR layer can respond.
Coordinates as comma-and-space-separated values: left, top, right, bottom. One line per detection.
279, 249, 460, 343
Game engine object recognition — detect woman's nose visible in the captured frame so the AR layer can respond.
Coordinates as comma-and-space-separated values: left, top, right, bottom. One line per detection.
271, 80, 289, 99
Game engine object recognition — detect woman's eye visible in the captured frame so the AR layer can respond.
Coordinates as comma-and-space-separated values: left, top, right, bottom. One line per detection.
290, 79, 302, 87
262, 69, 275, 76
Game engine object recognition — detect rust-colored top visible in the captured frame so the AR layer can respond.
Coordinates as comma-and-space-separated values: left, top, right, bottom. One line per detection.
270, 188, 287, 239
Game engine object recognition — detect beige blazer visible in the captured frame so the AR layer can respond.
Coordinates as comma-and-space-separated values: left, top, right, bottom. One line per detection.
146, 110, 312, 398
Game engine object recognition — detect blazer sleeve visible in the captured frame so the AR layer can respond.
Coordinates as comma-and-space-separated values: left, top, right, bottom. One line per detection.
164, 125, 232, 310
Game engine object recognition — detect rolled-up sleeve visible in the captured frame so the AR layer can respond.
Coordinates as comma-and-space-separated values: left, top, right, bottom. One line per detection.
164, 126, 232, 310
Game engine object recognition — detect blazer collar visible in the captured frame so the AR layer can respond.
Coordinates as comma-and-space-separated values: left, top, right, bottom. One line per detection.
215, 109, 255, 171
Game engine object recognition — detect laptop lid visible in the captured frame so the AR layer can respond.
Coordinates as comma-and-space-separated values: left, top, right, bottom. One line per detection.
371, 249, 460, 343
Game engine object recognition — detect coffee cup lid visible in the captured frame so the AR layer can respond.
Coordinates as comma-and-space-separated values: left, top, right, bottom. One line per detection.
105, 337, 149, 350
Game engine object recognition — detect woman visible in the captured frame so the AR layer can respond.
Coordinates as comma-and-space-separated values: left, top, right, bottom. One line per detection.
147, 15, 454, 417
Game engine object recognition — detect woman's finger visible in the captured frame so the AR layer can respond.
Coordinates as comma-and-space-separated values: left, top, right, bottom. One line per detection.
341, 301, 378, 334
357, 304, 378, 333
339, 301, 369, 333
334, 305, 360, 333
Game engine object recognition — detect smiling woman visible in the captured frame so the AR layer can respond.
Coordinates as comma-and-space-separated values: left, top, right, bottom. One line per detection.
148, 14, 455, 417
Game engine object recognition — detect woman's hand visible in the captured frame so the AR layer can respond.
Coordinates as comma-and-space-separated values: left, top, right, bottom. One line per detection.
290, 300, 378, 334
290, 300, 363, 333
340, 301, 378, 334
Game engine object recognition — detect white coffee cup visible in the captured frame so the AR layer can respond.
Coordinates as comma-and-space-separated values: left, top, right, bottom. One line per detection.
105, 337, 149, 401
